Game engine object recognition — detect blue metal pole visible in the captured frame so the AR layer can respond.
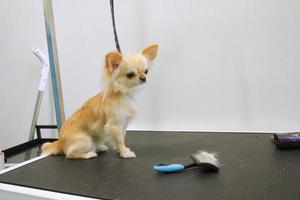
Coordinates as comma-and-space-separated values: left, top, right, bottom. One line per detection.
42, 0, 65, 130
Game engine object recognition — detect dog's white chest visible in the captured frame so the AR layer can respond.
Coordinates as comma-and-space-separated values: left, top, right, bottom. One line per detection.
113, 95, 137, 130
117, 95, 137, 119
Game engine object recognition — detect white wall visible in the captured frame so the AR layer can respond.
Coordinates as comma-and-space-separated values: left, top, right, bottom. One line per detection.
0, 0, 56, 150
1, 0, 300, 149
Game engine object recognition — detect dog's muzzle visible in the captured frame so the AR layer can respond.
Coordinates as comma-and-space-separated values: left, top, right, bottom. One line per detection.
139, 75, 146, 83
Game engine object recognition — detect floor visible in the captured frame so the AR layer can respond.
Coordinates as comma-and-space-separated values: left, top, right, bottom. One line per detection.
6, 146, 42, 164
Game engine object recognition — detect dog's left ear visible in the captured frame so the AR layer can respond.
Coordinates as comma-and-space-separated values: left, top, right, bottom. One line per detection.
105, 51, 123, 75
142, 44, 158, 62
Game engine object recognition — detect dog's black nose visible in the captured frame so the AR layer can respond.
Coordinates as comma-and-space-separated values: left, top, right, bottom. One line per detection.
139, 75, 146, 82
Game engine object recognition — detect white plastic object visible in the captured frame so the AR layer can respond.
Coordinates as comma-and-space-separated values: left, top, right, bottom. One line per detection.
31, 45, 50, 92
0, 149, 4, 170
4, 164, 16, 168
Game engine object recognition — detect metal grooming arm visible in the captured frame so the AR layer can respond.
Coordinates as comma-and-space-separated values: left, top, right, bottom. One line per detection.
28, 46, 50, 141
27, 0, 65, 141
42, 0, 65, 131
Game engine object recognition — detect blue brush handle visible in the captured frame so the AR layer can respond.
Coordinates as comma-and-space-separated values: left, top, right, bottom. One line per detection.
153, 164, 185, 173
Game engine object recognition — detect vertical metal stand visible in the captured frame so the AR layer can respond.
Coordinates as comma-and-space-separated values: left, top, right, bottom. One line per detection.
42, 0, 65, 130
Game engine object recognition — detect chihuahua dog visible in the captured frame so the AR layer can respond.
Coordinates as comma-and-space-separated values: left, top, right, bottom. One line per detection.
42, 44, 158, 159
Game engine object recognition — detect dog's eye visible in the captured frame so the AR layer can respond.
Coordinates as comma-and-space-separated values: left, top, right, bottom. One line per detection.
145, 69, 148, 74
126, 72, 135, 78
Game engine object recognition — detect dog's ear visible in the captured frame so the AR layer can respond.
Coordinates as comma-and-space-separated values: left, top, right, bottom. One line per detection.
105, 52, 123, 75
142, 44, 158, 62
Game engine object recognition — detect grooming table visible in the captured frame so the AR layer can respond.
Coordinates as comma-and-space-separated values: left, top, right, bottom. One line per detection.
0, 131, 300, 200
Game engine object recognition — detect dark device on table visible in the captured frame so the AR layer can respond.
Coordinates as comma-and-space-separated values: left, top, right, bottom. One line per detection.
272, 133, 300, 149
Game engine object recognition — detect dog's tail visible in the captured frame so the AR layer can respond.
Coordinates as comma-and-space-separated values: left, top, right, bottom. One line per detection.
41, 140, 63, 155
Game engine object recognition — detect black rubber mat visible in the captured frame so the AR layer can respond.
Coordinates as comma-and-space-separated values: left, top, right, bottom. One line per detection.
1, 131, 300, 200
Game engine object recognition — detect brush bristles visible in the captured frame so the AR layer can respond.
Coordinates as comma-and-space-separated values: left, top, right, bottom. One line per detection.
193, 151, 219, 166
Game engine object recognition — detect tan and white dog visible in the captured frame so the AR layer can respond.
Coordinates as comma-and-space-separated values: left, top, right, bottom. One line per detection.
42, 44, 158, 159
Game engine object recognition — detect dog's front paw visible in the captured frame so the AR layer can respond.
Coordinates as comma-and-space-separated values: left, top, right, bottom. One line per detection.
120, 150, 136, 159
97, 144, 109, 152
84, 152, 98, 159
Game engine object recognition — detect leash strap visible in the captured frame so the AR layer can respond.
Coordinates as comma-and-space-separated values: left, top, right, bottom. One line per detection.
110, 0, 122, 53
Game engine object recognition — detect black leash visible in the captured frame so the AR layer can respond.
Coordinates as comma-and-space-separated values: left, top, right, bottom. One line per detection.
110, 0, 122, 53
